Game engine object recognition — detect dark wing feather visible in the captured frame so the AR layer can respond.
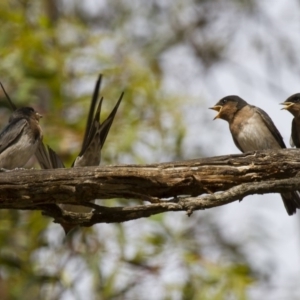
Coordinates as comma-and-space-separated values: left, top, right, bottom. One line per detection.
254, 107, 300, 215
0, 82, 17, 111
48, 146, 65, 168
0, 118, 27, 153
99, 92, 124, 149
281, 192, 300, 215
76, 97, 103, 158
81, 74, 102, 153
254, 106, 286, 149
35, 142, 65, 169
72, 91, 124, 167
35, 142, 51, 169
291, 118, 300, 148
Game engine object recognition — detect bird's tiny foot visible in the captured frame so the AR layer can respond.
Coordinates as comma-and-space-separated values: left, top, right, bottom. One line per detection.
186, 206, 194, 216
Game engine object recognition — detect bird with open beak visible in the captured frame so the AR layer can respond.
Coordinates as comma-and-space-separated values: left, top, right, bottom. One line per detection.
280, 93, 300, 148
210, 95, 300, 215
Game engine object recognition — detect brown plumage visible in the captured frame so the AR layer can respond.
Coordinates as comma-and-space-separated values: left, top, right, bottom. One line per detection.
2, 76, 123, 234
281, 93, 300, 148
210, 95, 300, 215
0, 107, 42, 169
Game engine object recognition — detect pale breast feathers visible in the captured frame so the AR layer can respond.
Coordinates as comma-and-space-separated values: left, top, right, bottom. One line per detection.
230, 107, 282, 152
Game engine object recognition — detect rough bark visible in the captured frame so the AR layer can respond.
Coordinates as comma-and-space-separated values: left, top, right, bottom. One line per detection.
1, 149, 300, 227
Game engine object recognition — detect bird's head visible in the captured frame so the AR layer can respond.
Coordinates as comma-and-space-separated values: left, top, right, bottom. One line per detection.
209, 95, 247, 122
280, 93, 300, 117
10, 107, 42, 123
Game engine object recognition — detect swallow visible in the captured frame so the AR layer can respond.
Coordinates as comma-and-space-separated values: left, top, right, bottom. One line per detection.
1, 77, 124, 233
280, 93, 300, 148
0, 82, 50, 171
210, 95, 300, 215
35, 74, 124, 234
72, 79, 124, 167
0, 96, 43, 169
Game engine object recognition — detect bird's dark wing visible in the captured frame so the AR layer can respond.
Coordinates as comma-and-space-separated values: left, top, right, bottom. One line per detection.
81, 74, 102, 154
72, 91, 124, 167
35, 142, 51, 169
76, 97, 103, 158
291, 118, 300, 148
35, 142, 65, 169
99, 91, 124, 149
0, 118, 27, 153
281, 192, 300, 215
255, 106, 286, 148
48, 146, 65, 168
0, 82, 17, 111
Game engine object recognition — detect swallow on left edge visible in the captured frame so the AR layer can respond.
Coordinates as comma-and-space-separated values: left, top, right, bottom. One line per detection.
0, 82, 45, 170
280, 93, 300, 148
0, 106, 43, 169
209, 95, 300, 216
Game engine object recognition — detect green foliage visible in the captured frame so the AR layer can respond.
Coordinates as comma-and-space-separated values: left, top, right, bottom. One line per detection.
0, 0, 274, 299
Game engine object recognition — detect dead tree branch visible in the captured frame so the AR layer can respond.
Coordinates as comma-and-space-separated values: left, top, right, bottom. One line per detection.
1, 149, 300, 227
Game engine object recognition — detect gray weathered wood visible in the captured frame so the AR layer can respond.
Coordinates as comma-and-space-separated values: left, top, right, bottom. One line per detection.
1, 149, 300, 227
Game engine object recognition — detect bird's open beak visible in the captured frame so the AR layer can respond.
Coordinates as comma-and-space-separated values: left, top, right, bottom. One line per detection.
280, 102, 294, 110
209, 105, 222, 120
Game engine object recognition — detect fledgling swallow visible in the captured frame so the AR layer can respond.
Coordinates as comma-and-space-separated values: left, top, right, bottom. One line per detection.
0, 106, 43, 169
35, 74, 124, 234
72, 80, 124, 167
210, 95, 300, 215
0, 82, 49, 170
1, 78, 124, 234
62, 77, 123, 233
280, 93, 300, 148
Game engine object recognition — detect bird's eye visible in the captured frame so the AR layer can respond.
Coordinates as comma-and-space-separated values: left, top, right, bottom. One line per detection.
221, 99, 227, 104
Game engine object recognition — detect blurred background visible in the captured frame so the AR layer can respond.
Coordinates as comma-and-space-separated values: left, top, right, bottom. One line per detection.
0, 0, 300, 299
